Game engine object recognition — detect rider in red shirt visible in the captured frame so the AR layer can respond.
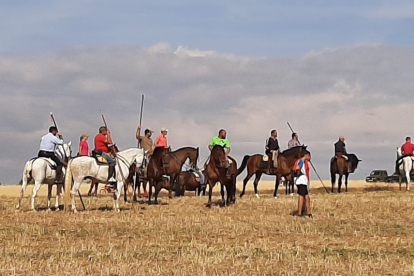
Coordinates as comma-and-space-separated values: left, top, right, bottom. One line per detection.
94, 126, 116, 182
401, 137, 414, 156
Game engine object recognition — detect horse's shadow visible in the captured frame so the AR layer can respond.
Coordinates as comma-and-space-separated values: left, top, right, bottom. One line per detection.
205, 199, 234, 208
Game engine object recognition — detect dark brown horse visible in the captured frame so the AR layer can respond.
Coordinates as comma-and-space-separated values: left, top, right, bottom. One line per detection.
147, 146, 199, 204
173, 171, 207, 196
237, 145, 308, 198
330, 153, 360, 193
205, 145, 238, 207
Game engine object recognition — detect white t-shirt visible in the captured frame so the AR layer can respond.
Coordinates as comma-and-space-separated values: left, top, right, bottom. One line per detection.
295, 159, 309, 186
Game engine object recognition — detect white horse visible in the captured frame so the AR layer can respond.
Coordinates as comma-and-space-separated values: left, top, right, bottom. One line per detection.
16, 142, 72, 211
64, 148, 144, 212
397, 147, 414, 191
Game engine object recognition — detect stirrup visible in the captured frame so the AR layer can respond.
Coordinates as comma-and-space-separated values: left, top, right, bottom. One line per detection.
108, 177, 116, 182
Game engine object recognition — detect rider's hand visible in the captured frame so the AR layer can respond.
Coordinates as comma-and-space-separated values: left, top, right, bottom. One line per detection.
138, 125, 141, 129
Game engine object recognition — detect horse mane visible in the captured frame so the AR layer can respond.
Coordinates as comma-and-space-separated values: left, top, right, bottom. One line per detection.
171, 146, 196, 154
280, 145, 305, 157
152, 146, 167, 157
346, 153, 359, 169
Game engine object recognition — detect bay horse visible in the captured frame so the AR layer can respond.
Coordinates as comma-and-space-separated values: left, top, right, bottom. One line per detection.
173, 170, 207, 196
396, 147, 413, 191
330, 153, 360, 193
238, 145, 308, 198
205, 145, 238, 207
147, 146, 199, 204
16, 142, 72, 211
64, 148, 144, 212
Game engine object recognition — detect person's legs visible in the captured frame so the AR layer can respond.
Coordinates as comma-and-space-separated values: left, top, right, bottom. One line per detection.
298, 195, 304, 216
305, 194, 312, 217
102, 153, 116, 181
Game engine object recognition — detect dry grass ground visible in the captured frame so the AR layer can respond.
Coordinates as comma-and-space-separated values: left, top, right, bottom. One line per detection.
1, 180, 414, 275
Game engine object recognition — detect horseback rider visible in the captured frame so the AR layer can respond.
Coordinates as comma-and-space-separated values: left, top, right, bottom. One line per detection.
94, 126, 116, 182
395, 137, 414, 173
209, 129, 231, 156
265, 129, 280, 173
208, 129, 231, 175
288, 132, 301, 149
334, 136, 347, 159
136, 125, 154, 156
334, 136, 352, 172
401, 137, 414, 157
38, 126, 65, 183
154, 128, 169, 149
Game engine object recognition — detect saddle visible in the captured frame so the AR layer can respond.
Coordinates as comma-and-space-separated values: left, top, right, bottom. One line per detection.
189, 169, 206, 185
92, 150, 110, 166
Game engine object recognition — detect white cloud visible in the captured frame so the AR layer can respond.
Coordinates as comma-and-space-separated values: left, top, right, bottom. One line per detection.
0, 43, 413, 183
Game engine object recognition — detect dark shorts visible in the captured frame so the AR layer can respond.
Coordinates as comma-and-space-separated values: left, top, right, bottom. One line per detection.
297, 185, 308, 196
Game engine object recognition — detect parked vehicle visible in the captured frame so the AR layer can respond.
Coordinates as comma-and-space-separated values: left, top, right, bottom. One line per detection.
365, 170, 388, 182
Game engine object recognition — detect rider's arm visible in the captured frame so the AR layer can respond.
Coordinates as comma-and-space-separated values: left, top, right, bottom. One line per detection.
225, 148, 230, 156
136, 126, 142, 140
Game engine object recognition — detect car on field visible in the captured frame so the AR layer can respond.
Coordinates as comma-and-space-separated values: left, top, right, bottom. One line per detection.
365, 170, 388, 182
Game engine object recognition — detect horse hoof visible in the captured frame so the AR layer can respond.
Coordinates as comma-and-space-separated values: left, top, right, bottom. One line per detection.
46, 208, 51, 212
274, 196, 278, 199
87, 192, 91, 197
255, 194, 260, 198
73, 209, 78, 213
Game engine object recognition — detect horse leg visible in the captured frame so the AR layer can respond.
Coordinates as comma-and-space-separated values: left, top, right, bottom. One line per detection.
206, 182, 214, 208
113, 181, 122, 212
148, 179, 153, 205
154, 182, 162, 204
220, 183, 225, 206
338, 174, 342, 193
47, 184, 53, 211
399, 175, 402, 191
87, 181, 94, 196
331, 173, 336, 193
253, 172, 263, 198
55, 184, 63, 210
94, 182, 99, 196
405, 167, 410, 191
240, 170, 254, 198
71, 180, 82, 213
273, 175, 280, 198
345, 173, 349, 192
31, 181, 43, 212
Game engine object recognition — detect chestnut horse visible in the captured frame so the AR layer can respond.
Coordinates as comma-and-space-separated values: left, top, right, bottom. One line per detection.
147, 146, 199, 204
173, 171, 207, 196
330, 153, 360, 193
205, 145, 238, 207
237, 145, 308, 198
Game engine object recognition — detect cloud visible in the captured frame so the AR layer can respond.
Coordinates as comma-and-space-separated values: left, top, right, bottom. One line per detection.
0, 43, 413, 184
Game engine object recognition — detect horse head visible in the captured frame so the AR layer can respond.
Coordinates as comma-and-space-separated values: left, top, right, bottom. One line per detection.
189, 147, 199, 169
55, 142, 72, 163
211, 145, 227, 168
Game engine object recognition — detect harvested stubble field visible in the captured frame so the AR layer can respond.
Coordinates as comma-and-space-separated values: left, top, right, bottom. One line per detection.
1, 180, 414, 275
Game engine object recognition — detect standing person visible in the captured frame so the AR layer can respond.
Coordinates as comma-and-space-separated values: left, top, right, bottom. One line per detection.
94, 126, 116, 182
79, 134, 92, 156
265, 129, 280, 174
154, 128, 169, 149
293, 150, 312, 218
136, 125, 154, 156
288, 132, 301, 148
38, 126, 65, 183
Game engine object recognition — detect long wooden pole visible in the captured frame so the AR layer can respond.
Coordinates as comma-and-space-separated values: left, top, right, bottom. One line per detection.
137, 94, 145, 148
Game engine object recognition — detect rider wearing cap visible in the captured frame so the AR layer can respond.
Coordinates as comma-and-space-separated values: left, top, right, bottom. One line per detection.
154, 128, 169, 148
94, 126, 116, 182
38, 126, 65, 183
136, 125, 154, 156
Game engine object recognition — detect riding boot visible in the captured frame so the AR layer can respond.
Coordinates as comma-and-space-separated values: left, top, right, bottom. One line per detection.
267, 159, 272, 174
108, 166, 116, 182
55, 165, 63, 184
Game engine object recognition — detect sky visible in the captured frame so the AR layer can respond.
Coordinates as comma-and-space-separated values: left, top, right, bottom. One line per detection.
1, 1, 414, 184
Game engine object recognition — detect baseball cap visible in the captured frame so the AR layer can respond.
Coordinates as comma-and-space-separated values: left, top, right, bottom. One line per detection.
161, 127, 169, 132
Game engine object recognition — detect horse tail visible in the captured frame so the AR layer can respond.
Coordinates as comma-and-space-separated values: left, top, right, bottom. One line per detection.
237, 155, 251, 176
64, 159, 73, 212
